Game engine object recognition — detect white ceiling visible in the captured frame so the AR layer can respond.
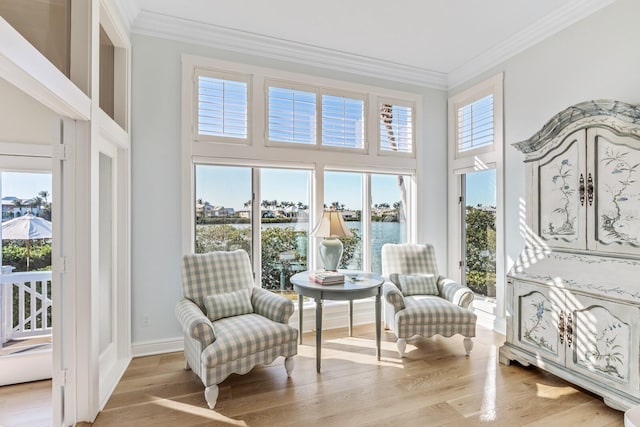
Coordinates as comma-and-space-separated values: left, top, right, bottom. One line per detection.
118, 0, 616, 88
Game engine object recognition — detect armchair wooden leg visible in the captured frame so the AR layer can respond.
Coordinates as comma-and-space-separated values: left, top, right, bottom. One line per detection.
185, 360, 191, 371
285, 356, 295, 377
397, 338, 407, 358
205, 385, 219, 409
463, 337, 473, 355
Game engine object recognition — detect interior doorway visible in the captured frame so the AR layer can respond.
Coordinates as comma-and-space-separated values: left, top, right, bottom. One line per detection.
0, 159, 54, 427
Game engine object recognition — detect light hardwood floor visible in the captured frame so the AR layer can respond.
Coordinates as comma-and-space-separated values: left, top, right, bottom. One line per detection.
2, 325, 625, 426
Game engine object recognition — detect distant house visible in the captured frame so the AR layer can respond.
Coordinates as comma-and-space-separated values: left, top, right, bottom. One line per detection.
340, 210, 358, 220
1, 196, 40, 220
212, 206, 234, 217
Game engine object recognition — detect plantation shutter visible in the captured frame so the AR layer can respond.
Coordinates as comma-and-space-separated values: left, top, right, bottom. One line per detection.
268, 85, 316, 144
321, 94, 365, 149
196, 72, 248, 140
456, 94, 494, 155
379, 102, 413, 154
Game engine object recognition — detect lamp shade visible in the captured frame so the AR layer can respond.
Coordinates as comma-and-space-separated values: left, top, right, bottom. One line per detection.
311, 210, 353, 238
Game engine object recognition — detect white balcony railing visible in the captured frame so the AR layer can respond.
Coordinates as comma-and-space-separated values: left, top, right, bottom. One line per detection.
0, 271, 53, 348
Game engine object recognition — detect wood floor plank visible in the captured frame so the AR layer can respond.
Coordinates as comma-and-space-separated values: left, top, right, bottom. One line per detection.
0, 324, 625, 426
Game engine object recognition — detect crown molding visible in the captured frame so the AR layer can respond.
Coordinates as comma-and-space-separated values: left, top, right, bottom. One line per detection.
111, 0, 140, 33
131, 10, 448, 90
448, 0, 618, 89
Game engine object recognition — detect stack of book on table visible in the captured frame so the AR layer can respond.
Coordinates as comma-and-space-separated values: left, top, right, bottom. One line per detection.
309, 270, 345, 285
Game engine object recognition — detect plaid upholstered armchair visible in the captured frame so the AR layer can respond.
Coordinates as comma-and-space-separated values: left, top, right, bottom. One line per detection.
381, 243, 477, 358
175, 250, 298, 409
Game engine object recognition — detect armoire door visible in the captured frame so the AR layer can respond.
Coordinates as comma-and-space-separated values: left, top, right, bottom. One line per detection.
532, 129, 587, 250
588, 127, 640, 256
512, 281, 565, 365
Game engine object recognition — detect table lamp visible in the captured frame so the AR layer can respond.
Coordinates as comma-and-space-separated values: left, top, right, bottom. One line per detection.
311, 208, 353, 271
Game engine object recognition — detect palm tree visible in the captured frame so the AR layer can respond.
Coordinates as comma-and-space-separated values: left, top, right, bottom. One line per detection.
38, 190, 49, 205
30, 196, 43, 214
12, 199, 26, 217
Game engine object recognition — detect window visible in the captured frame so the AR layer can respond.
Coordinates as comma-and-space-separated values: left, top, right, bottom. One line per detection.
268, 84, 316, 145
379, 100, 414, 154
196, 69, 249, 141
321, 94, 365, 149
370, 173, 409, 273
194, 165, 252, 256
462, 169, 496, 297
324, 172, 363, 270
260, 168, 310, 292
456, 94, 494, 156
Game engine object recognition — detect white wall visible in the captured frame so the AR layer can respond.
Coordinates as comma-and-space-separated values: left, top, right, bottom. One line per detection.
130, 34, 448, 346
449, 0, 640, 320
0, 78, 58, 144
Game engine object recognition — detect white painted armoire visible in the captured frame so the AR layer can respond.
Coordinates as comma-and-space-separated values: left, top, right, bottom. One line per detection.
499, 100, 640, 411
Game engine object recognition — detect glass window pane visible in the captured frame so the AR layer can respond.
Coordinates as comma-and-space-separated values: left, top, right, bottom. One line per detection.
463, 169, 496, 297
198, 76, 248, 139
457, 94, 494, 154
260, 168, 310, 293
323, 172, 362, 270
194, 165, 252, 257
268, 86, 316, 144
1, 172, 53, 271
371, 174, 409, 274
322, 95, 364, 149
379, 103, 413, 153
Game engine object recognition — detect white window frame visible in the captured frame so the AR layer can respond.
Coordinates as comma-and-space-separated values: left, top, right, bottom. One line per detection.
265, 79, 318, 148
265, 79, 369, 153
193, 67, 252, 145
181, 55, 421, 282
319, 88, 368, 153
447, 73, 504, 333
376, 97, 416, 158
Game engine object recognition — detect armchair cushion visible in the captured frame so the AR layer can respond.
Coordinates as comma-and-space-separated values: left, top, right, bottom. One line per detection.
397, 296, 477, 338
398, 274, 438, 296
204, 288, 253, 321
202, 313, 298, 366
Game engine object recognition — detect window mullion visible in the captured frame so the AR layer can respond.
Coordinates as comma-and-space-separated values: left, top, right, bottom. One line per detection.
316, 89, 322, 148
252, 168, 261, 287
362, 173, 372, 272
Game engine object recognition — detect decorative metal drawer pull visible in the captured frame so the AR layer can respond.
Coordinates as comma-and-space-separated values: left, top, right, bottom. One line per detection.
566, 313, 573, 348
558, 311, 565, 344
579, 174, 586, 206
587, 173, 594, 206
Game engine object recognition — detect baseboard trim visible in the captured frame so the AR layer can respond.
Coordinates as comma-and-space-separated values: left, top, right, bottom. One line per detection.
131, 337, 184, 357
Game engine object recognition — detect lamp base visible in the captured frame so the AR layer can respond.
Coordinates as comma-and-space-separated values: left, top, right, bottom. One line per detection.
319, 238, 343, 271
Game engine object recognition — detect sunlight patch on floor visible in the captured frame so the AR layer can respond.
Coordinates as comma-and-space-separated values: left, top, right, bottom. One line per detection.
535, 382, 578, 399
479, 345, 496, 422
151, 398, 248, 425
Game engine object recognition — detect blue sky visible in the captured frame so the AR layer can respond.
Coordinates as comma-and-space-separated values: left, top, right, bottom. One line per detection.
195, 165, 494, 210
2, 172, 52, 200
465, 169, 496, 207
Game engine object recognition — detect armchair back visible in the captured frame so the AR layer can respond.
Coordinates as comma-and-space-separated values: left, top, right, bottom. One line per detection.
181, 250, 254, 311
381, 243, 440, 284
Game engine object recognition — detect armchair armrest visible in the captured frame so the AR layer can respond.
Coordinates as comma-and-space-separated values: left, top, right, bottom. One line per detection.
383, 281, 405, 312
175, 297, 216, 347
437, 277, 474, 309
252, 287, 294, 324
